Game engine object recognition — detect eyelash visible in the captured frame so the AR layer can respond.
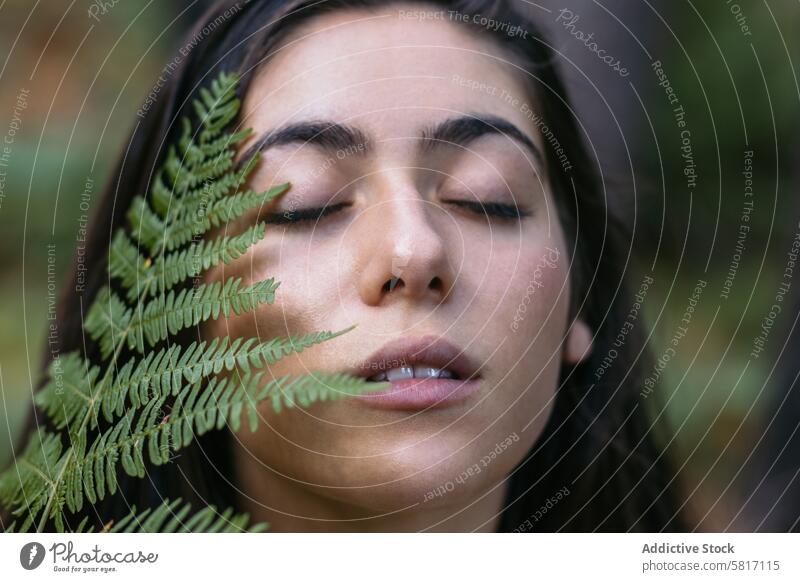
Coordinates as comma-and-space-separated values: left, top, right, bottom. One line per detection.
445, 200, 533, 220
262, 200, 531, 226
262, 203, 349, 225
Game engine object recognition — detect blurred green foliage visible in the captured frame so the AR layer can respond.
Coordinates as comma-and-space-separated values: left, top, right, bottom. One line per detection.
639, 2, 799, 527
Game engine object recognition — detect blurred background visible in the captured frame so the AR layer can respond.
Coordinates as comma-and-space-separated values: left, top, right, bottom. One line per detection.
0, 0, 798, 530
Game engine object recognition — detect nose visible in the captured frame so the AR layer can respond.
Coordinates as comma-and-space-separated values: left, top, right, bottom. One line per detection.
357, 189, 454, 307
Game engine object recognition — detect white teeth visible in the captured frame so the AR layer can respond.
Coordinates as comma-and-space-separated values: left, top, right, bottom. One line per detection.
369, 366, 455, 381
386, 367, 415, 381
414, 365, 455, 379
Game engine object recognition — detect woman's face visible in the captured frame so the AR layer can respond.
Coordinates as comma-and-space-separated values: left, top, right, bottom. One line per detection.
204, 4, 590, 530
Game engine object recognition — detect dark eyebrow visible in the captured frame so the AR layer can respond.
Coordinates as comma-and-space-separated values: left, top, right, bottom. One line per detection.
238, 120, 371, 164
238, 114, 544, 168
421, 114, 544, 168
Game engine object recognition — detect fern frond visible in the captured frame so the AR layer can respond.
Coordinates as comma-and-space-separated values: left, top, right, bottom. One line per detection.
34, 326, 358, 434
94, 327, 359, 425
128, 277, 280, 351
131, 183, 289, 255
107, 498, 267, 533
0, 70, 391, 534
60, 370, 385, 512
0, 430, 65, 532
152, 147, 261, 227
111, 224, 266, 303
150, 223, 265, 294
176, 123, 252, 170
68, 498, 265, 533
61, 372, 271, 509
109, 230, 151, 303
34, 353, 102, 431
264, 371, 389, 414
84, 286, 131, 359
144, 73, 254, 251
127, 195, 165, 256
157, 183, 289, 252
85, 278, 279, 356
73, 515, 92, 532
193, 72, 240, 139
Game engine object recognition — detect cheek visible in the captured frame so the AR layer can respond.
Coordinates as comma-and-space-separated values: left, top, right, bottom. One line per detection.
504, 243, 568, 342
479, 240, 569, 435
205, 233, 345, 343
468, 235, 569, 361
264, 240, 336, 332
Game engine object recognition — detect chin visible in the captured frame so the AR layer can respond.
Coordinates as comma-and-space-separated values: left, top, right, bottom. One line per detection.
309, 428, 521, 512
311, 459, 494, 514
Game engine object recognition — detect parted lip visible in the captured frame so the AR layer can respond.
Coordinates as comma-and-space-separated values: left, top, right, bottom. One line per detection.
350, 335, 483, 381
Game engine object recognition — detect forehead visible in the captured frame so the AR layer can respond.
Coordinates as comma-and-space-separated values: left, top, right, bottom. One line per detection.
241, 6, 541, 148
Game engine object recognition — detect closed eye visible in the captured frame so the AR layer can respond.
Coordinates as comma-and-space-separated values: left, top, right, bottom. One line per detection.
262, 202, 349, 226
261, 199, 531, 226
445, 200, 533, 220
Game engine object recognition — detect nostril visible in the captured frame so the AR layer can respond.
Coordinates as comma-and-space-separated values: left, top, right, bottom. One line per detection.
384, 277, 404, 292
429, 276, 443, 291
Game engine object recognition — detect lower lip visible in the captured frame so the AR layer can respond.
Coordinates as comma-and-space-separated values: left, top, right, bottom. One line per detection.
356, 377, 482, 410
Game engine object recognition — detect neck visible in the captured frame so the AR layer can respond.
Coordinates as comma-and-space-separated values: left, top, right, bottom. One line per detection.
233, 454, 508, 532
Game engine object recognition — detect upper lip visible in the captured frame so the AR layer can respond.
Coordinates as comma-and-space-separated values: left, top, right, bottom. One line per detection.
350, 335, 483, 381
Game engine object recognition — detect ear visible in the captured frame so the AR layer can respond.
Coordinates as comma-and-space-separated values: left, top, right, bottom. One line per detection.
563, 318, 593, 365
